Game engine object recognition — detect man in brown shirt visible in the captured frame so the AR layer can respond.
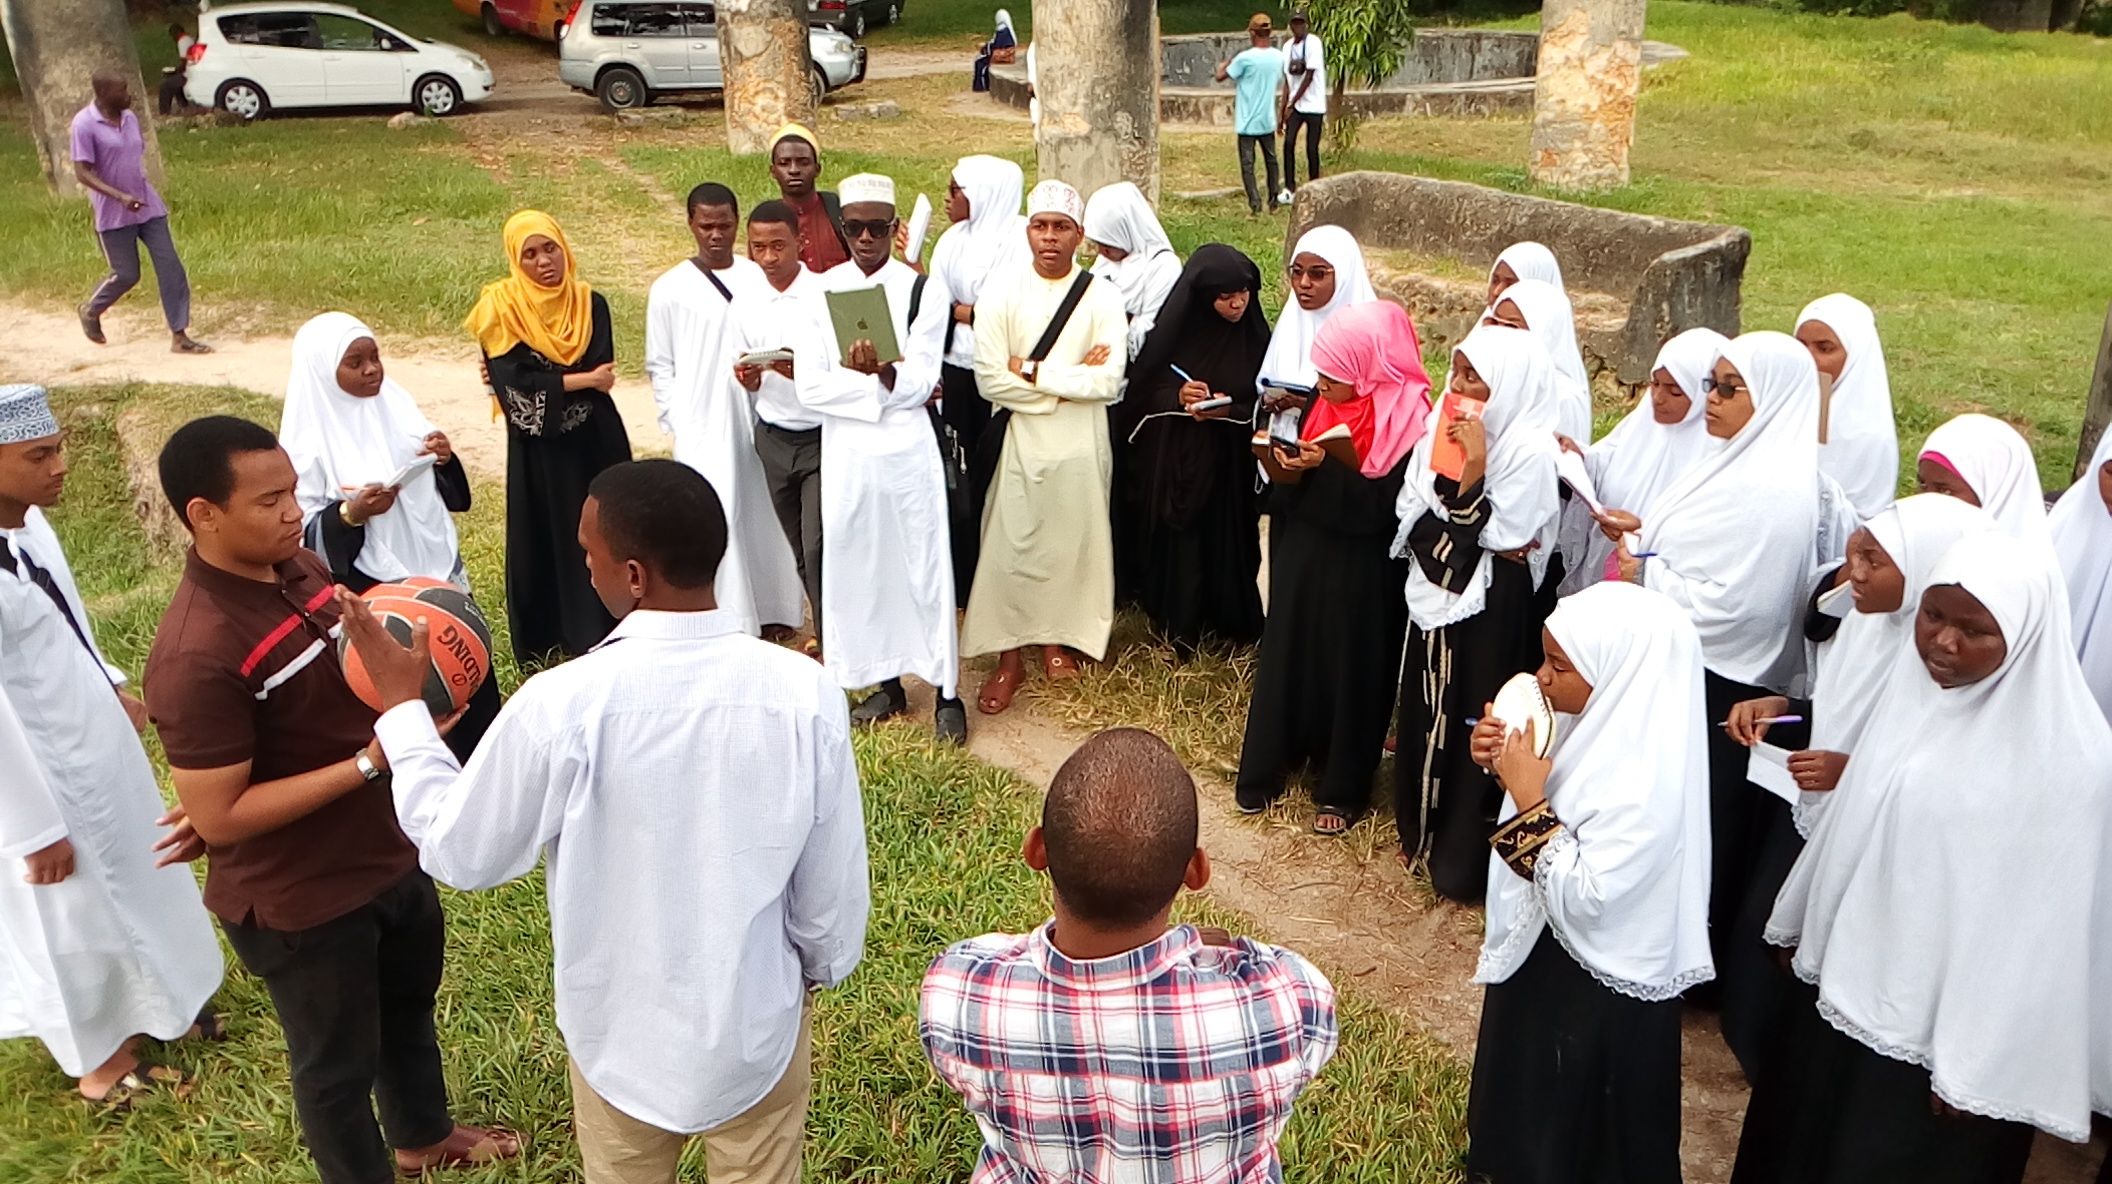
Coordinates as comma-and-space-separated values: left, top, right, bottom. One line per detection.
144, 416, 515, 1184
768, 123, 850, 274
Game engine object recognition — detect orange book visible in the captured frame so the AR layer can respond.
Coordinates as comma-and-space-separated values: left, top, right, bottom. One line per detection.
1429, 393, 1486, 482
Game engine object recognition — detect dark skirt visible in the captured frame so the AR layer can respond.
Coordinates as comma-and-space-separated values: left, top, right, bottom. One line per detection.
1395, 559, 1548, 904
1720, 801, 1804, 1082
1467, 930, 1685, 1184
1233, 520, 1406, 816
1731, 979, 2036, 1184
504, 410, 628, 664
1686, 669, 1772, 1010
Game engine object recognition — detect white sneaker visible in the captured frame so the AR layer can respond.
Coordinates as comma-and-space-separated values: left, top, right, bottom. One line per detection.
1277, 188, 1293, 205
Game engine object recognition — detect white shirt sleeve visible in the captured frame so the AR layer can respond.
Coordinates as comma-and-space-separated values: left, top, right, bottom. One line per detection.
375, 692, 573, 892
644, 286, 680, 437
783, 705, 869, 988
0, 686, 68, 860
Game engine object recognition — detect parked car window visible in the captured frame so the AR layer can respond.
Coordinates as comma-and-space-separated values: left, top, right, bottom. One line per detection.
313, 13, 386, 50
625, 3, 687, 35
686, 4, 718, 34
589, 3, 630, 37
218, 12, 320, 48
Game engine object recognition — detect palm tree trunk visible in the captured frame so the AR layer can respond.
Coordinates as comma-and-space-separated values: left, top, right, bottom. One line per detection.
719, 0, 816, 156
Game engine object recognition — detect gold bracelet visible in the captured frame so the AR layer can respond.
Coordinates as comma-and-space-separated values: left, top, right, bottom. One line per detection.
340, 501, 362, 528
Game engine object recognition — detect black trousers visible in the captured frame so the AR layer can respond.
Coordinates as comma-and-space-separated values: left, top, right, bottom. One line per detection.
221, 871, 453, 1184
1238, 133, 1281, 212
1283, 112, 1323, 189
940, 362, 992, 608
755, 420, 825, 636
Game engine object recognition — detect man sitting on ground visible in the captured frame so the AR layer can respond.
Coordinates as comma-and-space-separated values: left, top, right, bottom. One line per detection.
920, 727, 1339, 1182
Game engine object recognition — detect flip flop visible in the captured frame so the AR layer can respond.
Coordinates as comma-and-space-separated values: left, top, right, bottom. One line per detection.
395, 1125, 521, 1176
187, 1005, 229, 1042
83, 1064, 190, 1113
977, 666, 1023, 715
1312, 807, 1357, 837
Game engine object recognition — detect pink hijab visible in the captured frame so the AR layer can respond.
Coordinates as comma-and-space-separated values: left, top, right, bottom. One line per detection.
1306, 300, 1434, 478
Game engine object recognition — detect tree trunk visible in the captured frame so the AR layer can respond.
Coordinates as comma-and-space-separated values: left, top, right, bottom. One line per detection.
2077, 302, 2112, 483
1031, 0, 1160, 203
1527, 0, 1645, 192
1, 0, 162, 198
1979, 0, 2056, 30
718, 0, 816, 156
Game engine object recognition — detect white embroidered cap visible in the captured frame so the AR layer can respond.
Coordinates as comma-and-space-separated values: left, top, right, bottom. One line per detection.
838, 172, 897, 208
1025, 179, 1084, 226
0, 384, 58, 445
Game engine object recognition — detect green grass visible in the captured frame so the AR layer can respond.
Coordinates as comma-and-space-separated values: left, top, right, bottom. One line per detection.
0, 382, 1469, 1182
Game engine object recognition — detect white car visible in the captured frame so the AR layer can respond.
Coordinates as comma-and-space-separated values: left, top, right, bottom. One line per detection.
558, 0, 865, 112
185, 1, 495, 120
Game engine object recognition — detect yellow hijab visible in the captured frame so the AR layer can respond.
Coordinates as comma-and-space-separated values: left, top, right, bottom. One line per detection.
463, 210, 594, 365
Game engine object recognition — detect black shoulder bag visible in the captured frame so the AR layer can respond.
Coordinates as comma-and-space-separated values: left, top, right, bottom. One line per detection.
967, 270, 1096, 506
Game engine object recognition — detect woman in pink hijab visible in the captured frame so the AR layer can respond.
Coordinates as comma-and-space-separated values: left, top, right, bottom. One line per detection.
1234, 299, 1433, 835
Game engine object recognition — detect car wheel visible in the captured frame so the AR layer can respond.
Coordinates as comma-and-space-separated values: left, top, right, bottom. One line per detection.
216, 79, 269, 121
809, 66, 827, 108
886, 2, 899, 24
415, 74, 464, 117
481, 3, 504, 37
598, 66, 648, 112
848, 10, 866, 37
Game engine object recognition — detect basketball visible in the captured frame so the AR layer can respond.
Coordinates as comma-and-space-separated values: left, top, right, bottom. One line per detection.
339, 583, 493, 716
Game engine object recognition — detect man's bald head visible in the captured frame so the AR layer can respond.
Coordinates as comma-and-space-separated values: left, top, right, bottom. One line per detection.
1041, 729, 1199, 927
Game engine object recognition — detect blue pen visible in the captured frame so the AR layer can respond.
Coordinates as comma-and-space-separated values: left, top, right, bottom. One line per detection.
1718, 715, 1804, 728
1169, 363, 1195, 383
1631, 551, 1659, 560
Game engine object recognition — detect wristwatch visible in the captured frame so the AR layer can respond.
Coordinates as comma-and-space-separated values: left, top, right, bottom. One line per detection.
1020, 359, 1039, 384
354, 749, 385, 782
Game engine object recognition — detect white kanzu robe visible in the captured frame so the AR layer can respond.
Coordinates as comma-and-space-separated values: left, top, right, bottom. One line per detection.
0, 571, 221, 1076
964, 262, 1129, 659
804, 257, 960, 697
645, 257, 805, 635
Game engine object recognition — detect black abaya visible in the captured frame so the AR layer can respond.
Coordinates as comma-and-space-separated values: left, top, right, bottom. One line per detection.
484, 290, 629, 665
1689, 668, 1774, 1012
1233, 454, 1409, 815
1118, 245, 1270, 648
1395, 557, 1547, 904
1732, 978, 2037, 1184
1468, 931, 1685, 1184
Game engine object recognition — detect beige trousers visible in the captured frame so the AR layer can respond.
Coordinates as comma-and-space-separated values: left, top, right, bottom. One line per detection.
568, 1003, 813, 1184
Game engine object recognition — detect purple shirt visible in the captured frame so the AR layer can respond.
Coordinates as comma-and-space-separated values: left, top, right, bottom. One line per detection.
68, 104, 167, 233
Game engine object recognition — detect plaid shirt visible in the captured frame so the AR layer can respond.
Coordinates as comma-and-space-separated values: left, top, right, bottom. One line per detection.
920, 922, 1338, 1183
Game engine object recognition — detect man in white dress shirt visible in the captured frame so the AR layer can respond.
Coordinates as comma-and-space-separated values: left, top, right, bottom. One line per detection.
645, 181, 805, 640
0, 383, 223, 1105
734, 201, 833, 654
803, 172, 966, 743
343, 458, 869, 1184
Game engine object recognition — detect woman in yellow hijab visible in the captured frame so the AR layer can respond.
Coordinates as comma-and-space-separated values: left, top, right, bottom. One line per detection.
468, 209, 630, 663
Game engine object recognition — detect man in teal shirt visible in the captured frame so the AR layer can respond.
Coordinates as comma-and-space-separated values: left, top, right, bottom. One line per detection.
1216, 14, 1288, 215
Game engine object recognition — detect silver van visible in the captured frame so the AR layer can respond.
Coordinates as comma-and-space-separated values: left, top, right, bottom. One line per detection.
558, 0, 865, 111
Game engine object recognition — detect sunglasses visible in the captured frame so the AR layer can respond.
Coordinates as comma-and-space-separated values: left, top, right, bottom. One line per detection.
1702, 376, 1750, 397
844, 218, 896, 240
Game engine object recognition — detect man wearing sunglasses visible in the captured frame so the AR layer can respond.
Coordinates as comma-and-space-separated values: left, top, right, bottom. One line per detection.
802, 174, 968, 743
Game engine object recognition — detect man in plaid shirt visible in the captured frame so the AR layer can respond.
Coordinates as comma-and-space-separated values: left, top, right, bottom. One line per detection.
920, 728, 1339, 1182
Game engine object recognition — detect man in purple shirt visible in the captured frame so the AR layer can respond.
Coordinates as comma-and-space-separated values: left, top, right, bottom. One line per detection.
71, 69, 210, 354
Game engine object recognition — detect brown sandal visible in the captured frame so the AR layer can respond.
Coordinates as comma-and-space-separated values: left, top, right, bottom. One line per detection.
84, 1064, 190, 1113
1042, 647, 1083, 681
978, 665, 1024, 715
395, 1124, 521, 1176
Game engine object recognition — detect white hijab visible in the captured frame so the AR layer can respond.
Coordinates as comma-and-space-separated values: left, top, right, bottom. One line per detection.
1799, 494, 1992, 836
1489, 241, 1564, 293
1798, 293, 1897, 519
1640, 331, 1822, 689
1083, 181, 1182, 356
1768, 534, 2112, 1141
2050, 429, 2112, 721
1257, 224, 1376, 392
1493, 278, 1591, 444
934, 154, 1026, 306
1919, 413, 2048, 544
1476, 582, 1715, 1001
1590, 327, 1727, 520
1393, 326, 1562, 629
280, 312, 459, 583
993, 7, 1014, 32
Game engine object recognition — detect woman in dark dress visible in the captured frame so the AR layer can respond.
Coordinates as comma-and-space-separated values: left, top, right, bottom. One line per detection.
1117, 244, 1269, 651
1735, 535, 2112, 1184
1393, 325, 1561, 901
1234, 300, 1429, 833
1466, 581, 1714, 1184
280, 311, 499, 759
464, 209, 630, 665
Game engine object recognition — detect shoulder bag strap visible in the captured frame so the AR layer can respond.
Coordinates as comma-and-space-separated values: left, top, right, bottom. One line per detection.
1027, 270, 1095, 363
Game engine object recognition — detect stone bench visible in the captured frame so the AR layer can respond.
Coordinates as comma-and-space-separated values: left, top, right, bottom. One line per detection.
1285, 171, 1750, 388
